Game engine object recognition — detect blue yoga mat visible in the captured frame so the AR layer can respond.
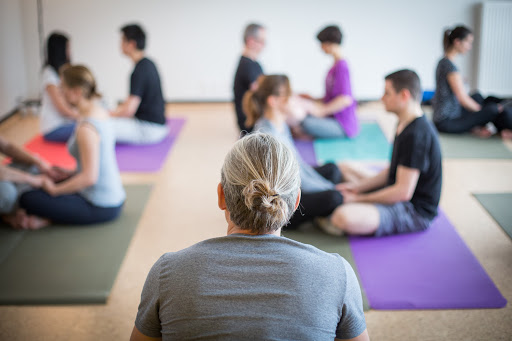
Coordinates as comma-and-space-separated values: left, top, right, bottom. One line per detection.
314, 122, 392, 163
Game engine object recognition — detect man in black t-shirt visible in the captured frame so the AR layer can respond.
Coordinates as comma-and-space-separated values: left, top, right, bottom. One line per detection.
321, 70, 442, 237
111, 24, 168, 145
233, 23, 265, 134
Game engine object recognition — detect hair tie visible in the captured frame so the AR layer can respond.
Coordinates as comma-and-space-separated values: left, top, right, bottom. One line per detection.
272, 194, 280, 197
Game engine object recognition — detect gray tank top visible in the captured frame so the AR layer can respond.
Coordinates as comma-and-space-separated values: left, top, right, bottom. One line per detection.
67, 117, 125, 207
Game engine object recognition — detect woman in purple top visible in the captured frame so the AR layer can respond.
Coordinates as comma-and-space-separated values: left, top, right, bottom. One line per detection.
300, 25, 360, 139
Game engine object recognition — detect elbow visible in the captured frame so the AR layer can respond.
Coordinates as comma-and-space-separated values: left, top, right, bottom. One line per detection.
399, 189, 414, 202
83, 173, 98, 187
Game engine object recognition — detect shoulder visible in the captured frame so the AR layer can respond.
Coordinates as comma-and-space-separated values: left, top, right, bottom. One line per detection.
439, 58, 457, 72
42, 66, 59, 84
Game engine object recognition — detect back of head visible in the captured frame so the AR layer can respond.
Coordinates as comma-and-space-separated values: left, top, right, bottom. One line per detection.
385, 69, 422, 102
121, 24, 146, 50
60, 65, 100, 100
243, 23, 264, 44
46, 32, 70, 73
443, 25, 472, 52
242, 75, 291, 127
316, 25, 342, 45
221, 132, 300, 234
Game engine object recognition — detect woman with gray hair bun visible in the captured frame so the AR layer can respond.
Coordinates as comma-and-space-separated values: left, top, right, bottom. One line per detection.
131, 132, 369, 341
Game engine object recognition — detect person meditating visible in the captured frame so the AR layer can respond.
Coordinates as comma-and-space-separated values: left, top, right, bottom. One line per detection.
14, 65, 125, 229
131, 133, 369, 341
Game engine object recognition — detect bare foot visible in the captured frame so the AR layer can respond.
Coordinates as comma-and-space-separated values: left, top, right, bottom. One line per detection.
3, 209, 50, 230
500, 129, 512, 140
22, 215, 50, 230
471, 126, 493, 138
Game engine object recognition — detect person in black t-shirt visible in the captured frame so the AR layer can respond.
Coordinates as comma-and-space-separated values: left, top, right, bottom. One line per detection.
111, 24, 168, 145
233, 23, 265, 134
321, 70, 442, 237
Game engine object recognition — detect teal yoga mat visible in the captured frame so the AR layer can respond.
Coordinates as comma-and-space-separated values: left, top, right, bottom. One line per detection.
283, 225, 370, 311
0, 184, 152, 305
474, 193, 512, 239
439, 134, 512, 159
314, 122, 392, 163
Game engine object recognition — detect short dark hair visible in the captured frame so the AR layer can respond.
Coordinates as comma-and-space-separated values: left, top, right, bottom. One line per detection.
243, 23, 264, 44
121, 24, 146, 50
385, 69, 422, 102
316, 25, 342, 45
45, 32, 70, 73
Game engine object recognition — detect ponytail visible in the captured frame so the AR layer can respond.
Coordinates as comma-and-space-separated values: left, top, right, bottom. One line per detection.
443, 25, 472, 52
242, 90, 264, 128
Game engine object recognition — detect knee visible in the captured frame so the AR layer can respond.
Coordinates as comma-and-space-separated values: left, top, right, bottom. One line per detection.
331, 207, 351, 231
0, 182, 18, 214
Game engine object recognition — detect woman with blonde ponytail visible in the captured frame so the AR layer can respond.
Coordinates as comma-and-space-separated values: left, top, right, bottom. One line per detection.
12, 65, 125, 229
243, 75, 360, 232
131, 132, 368, 341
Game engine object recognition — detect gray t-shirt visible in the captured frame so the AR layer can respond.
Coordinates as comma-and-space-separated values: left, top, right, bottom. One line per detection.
432, 57, 461, 123
254, 118, 335, 193
135, 234, 366, 340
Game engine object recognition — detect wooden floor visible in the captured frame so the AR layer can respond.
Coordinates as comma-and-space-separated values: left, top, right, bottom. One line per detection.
0, 103, 511, 340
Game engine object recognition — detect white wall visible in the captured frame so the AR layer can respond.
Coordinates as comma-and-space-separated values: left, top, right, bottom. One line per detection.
0, 0, 28, 119
10, 0, 486, 110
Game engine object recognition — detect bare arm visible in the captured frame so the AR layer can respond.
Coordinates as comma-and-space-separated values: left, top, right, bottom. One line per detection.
313, 95, 353, 118
111, 95, 141, 118
335, 328, 370, 341
130, 326, 162, 341
0, 165, 44, 187
348, 167, 389, 194
0, 137, 50, 172
446, 72, 481, 112
354, 166, 419, 204
46, 84, 80, 119
42, 123, 100, 196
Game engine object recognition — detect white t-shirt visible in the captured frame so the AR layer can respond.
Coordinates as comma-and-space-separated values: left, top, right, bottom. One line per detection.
40, 66, 73, 134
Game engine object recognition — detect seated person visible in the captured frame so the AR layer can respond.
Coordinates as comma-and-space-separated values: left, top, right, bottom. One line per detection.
14, 65, 125, 229
111, 24, 168, 145
130, 132, 369, 341
233, 23, 265, 134
433, 25, 512, 139
326, 70, 442, 237
40, 32, 79, 142
299, 25, 359, 139
0, 136, 54, 227
243, 75, 366, 229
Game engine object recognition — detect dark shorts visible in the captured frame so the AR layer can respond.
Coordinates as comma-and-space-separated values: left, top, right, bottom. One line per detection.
375, 201, 432, 237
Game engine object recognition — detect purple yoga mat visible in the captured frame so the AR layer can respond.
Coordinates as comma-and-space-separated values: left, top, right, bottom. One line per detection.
294, 139, 317, 166
115, 118, 186, 172
349, 210, 507, 310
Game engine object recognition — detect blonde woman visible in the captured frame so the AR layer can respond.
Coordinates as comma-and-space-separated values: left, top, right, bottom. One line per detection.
14, 65, 125, 229
131, 133, 368, 341
242, 75, 367, 231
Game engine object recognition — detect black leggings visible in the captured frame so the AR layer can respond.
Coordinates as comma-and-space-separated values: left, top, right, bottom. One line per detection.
19, 190, 123, 225
435, 93, 512, 133
287, 163, 343, 230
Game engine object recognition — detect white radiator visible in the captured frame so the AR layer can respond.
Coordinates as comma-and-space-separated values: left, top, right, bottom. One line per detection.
477, 1, 512, 97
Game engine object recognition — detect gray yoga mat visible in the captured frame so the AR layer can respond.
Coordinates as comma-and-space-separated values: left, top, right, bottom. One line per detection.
283, 224, 370, 311
0, 184, 152, 305
474, 193, 512, 239
439, 133, 512, 159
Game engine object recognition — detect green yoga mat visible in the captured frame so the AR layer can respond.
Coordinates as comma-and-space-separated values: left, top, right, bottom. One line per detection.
474, 193, 512, 239
314, 122, 392, 163
439, 134, 512, 159
0, 184, 152, 305
283, 225, 370, 311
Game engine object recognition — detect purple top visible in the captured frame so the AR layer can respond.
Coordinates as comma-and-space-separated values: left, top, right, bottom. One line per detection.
324, 59, 359, 138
